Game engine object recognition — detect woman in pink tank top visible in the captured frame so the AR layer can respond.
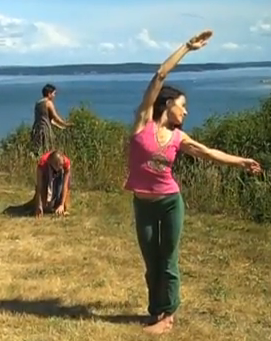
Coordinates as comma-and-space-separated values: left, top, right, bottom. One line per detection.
124, 29, 261, 335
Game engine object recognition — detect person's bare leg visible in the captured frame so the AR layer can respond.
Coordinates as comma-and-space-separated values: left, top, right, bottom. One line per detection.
34, 183, 47, 212
20, 186, 45, 212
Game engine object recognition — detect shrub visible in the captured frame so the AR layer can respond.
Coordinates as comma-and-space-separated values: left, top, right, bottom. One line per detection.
1, 95, 271, 222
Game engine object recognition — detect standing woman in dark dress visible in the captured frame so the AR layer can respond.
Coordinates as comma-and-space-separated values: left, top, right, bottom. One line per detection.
31, 84, 72, 156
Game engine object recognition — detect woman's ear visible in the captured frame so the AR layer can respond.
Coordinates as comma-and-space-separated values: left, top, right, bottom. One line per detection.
166, 98, 174, 108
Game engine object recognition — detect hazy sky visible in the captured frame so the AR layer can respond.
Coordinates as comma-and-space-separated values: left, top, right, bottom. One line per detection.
0, 0, 270, 65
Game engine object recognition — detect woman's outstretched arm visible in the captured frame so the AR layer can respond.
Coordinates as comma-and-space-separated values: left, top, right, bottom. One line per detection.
133, 29, 213, 133
47, 101, 73, 129
180, 131, 262, 173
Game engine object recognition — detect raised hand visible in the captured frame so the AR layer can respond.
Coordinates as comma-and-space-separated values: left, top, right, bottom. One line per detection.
186, 29, 213, 50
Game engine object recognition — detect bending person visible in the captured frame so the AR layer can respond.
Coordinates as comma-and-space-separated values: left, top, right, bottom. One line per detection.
2, 150, 71, 217
35, 150, 71, 217
124, 29, 261, 335
31, 84, 72, 156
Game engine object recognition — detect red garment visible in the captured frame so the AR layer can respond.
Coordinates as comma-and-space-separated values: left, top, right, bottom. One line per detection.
38, 152, 70, 170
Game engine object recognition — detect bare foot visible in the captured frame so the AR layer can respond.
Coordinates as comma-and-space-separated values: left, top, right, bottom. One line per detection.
144, 313, 164, 326
143, 315, 174, 335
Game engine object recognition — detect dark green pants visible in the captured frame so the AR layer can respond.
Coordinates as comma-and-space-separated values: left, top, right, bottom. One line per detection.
133, 193, 184, 316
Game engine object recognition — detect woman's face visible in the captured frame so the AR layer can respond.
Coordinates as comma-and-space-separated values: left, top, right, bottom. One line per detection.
167, 95, 187, 125
48, 90, 56, 101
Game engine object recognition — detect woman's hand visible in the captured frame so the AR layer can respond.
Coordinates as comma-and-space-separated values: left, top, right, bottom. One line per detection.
55, 204, 65, 216
35, 206, 43, 218
242, 158, 262, 174
186, 30, 213, 50
66, 121, 74, 127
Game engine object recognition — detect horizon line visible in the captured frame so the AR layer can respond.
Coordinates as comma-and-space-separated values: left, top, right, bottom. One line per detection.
0, 60, 271, 68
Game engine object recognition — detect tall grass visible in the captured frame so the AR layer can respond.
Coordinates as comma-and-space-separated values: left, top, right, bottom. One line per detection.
1, 96, 271, 222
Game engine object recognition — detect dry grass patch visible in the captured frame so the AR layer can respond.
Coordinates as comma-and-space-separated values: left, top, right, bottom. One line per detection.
0, 186, 270, 340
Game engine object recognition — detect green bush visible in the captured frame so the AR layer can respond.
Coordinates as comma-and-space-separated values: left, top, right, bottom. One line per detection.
1, 96, 271, 222
55, 106, 129, 191
177, 95, 271, 222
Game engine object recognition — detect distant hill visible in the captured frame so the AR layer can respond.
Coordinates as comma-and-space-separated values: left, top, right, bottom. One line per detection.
0, 61, 271, 76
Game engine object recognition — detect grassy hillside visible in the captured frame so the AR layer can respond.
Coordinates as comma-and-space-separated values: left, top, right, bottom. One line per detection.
0, 184, 270, 341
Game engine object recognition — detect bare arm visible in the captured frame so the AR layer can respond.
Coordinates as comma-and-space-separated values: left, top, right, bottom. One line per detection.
60, 169, 70, 207
134, 45, 189, 126
35, 167, 43, 211
51, 119, 66, 130
47, 101, 71, 128
133, 29, 213, 133
180, 132, 261, 172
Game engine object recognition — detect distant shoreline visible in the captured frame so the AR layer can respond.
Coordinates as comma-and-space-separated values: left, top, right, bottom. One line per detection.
260, 79, 271, 84
0, 61, 271, 76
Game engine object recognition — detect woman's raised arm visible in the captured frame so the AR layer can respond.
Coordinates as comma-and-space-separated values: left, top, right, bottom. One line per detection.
133, 29, 213, 133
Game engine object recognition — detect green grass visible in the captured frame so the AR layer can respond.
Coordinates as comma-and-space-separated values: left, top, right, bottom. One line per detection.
0, 183, 270, 340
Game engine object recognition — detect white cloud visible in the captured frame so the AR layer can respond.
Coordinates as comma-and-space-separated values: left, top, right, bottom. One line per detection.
160, 41, 179, 50
0, 14, 22, 26
99, 42, 115, 52
0, 13, 78, 52
136, 28, 160, 49
93, 29, 178, 54
135, 28, 178, 51
250, 18, 271, 35
221, 42, 264, 52
32, 22, 78, 49
221, 42, 243, 50
116, 29, 178, 52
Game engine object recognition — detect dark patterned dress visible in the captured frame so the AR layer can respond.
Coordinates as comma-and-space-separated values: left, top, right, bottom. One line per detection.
31, 98, 54, 156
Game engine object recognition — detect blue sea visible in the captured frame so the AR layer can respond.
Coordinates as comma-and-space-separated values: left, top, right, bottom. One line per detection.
0, 67, 271, 138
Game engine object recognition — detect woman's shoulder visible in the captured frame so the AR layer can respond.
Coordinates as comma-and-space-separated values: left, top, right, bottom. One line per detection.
173, 127, 183, 148
35, 98, 48, 107
131, 119, 156, 137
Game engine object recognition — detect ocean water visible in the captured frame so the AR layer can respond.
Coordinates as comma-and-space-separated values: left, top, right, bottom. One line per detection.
0, 67, 271, 138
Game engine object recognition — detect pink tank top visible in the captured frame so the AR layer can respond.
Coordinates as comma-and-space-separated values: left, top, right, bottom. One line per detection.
124, 121, 181, 194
